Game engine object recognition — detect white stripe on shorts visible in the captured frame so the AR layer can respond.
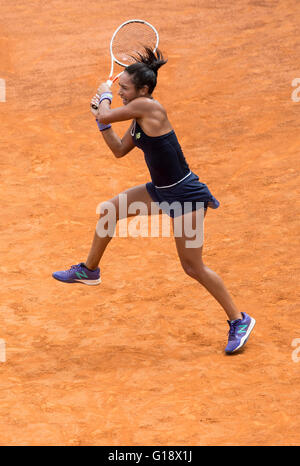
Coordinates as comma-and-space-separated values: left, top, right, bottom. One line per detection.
155, 171, 192, 189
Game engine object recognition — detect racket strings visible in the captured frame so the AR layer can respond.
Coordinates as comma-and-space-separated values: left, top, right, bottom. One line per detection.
112, 22, 158, 66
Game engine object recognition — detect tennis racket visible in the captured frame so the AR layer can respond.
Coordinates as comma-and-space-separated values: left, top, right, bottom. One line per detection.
91, 19, 159, 109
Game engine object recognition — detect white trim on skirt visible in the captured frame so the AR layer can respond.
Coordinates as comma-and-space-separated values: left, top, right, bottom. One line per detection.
155, 171, 192, 189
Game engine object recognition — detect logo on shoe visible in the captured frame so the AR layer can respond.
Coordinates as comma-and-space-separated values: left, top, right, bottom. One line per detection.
75, 270, 88, 279
237, 325, 247, 334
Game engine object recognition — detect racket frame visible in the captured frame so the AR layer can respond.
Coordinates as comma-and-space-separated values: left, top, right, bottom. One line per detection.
106, 19, 159, 86
92, 19, 159, 109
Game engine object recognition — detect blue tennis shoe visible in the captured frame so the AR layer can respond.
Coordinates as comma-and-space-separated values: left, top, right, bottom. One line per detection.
52, 263, 101, 285
225, 312, 256, 353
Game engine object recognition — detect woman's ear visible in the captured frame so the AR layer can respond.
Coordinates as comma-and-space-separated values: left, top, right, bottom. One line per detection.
139, 85, 150, 97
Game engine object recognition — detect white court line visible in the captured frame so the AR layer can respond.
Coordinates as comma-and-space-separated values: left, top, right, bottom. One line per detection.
0, 339, 6, 362
291, 78, 300, 102
0, 79, 6, 102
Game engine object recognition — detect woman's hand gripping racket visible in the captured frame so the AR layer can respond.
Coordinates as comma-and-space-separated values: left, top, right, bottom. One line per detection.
91, 19, 159, 110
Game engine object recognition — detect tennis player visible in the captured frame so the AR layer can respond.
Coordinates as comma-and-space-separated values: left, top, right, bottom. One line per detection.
53, 49, 255, 353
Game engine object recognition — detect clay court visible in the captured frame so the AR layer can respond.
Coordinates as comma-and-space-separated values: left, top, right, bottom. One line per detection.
0, 0, 299, 446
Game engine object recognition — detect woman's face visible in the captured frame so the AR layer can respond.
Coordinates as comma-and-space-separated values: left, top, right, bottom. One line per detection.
118, 71, 148, 105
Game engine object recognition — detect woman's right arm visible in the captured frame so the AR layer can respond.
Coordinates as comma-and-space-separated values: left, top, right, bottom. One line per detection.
99, 124, 135, 159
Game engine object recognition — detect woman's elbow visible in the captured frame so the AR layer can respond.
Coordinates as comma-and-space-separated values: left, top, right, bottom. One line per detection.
114, 150, 125, 158
113, 146, 128, 158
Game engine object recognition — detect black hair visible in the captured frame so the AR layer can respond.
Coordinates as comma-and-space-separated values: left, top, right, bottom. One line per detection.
125, 48, 167, 94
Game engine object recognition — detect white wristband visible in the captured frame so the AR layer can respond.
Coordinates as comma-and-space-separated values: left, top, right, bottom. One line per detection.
100, 92, 113, 104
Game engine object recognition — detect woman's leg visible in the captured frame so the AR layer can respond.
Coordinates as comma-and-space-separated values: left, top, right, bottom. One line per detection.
85, 184, 153, 270
172, 209, 242, 321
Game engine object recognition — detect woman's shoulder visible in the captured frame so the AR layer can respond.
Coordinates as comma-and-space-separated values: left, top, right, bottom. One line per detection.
134, 97, 168, 120
135, 96, 165, 109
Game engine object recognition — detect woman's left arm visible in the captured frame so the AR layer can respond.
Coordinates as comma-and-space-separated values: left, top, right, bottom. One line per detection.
93, 82, 150, 124
96, 98, 148, 124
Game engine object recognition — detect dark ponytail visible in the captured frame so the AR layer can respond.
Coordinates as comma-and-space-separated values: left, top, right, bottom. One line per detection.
125, 47, 167, 94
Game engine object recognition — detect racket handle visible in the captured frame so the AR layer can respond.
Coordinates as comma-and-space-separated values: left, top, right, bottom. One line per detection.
91, 92, 101, 110
91, 80, 114, 110
91, 81, 112, 108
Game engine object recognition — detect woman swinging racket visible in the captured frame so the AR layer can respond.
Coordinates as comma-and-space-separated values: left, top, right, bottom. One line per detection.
53, 48, 255, 353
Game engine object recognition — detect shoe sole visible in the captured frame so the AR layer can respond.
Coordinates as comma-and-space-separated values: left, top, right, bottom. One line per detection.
52, 275, 101, 285
226, 317, 256, 353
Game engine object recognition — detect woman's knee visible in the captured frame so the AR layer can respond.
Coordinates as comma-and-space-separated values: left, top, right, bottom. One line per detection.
97, 185, 152, 222
181, 261, 207, 283
97, 198, 119, 221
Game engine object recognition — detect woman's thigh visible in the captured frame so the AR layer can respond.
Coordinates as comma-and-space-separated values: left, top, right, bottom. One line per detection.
108, 184, 154, 220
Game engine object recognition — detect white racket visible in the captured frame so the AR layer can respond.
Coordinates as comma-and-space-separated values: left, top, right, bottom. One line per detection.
91, 19, 159, 109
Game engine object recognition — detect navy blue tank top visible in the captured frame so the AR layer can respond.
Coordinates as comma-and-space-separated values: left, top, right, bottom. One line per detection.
131, 120, 190, 187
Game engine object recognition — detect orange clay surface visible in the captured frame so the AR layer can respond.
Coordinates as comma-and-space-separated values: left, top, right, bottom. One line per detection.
0, 0, 300, 446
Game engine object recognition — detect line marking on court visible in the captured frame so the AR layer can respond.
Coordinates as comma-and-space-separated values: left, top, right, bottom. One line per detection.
0, 78, 6, 102
0, 339, 6, 362
291, 78, 300, 102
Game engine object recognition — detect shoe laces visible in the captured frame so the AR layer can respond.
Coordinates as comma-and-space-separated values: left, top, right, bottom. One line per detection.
227, 319, 241, 340
70, 263, 82, 271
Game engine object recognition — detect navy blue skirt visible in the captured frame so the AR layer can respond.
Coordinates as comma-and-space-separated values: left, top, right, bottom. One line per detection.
146, 171, 220, 218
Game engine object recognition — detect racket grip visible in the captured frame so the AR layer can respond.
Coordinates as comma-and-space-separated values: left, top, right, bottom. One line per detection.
91, 90, 113, 110
91, 93, 101, 110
